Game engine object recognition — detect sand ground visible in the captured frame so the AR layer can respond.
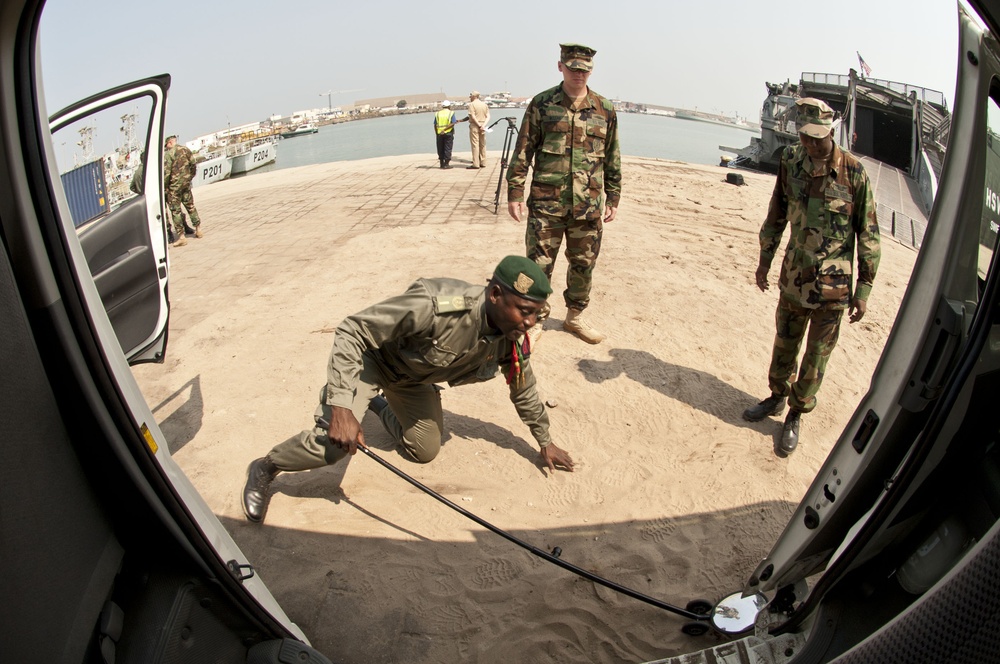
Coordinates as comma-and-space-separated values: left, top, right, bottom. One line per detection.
132, 152, 917, 663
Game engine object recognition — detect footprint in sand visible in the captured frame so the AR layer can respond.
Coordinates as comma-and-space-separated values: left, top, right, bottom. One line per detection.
473, 557, 523, 588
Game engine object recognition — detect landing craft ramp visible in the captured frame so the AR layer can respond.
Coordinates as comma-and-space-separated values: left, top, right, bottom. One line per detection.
861, 156, 930, 250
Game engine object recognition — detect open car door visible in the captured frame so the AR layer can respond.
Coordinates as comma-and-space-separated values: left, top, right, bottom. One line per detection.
48, 76, 171, 364
736, 3, 1000, 660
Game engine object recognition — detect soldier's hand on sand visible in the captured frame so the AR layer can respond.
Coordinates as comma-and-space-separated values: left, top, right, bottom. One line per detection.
849, 297, 867, 323
328, 406, 364, 455
604, 206, 617, 223
541, 443, 575, 473
508, 201, 525, 222
755, 264, 769, 292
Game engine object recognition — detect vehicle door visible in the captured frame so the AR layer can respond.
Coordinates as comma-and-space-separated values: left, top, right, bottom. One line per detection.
49, 76, 171, 364
744, 1, 1000, 627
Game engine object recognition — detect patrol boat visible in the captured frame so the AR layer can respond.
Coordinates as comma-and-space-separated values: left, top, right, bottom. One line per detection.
228, 135, 277, 175
280, 123, 319, 138
191, 151, 233, 188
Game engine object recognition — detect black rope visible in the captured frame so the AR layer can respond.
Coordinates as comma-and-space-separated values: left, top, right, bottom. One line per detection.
322, 420, 710, 622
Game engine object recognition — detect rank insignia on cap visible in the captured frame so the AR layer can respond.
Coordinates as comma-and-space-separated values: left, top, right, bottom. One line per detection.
493, 255, 552, 302
514, 273, 534, 295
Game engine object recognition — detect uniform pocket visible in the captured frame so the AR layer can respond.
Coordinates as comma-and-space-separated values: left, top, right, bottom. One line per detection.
401, 340, 457, 369
540, 121, 569, 155
824, 194, 854, 239
529, 181, 561, 201
815, 259, 852, 304
586, 117, 607, 158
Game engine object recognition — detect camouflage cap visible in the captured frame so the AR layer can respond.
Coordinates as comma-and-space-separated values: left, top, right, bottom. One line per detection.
795, 98, 834, 138
560, 43, 596, 72
164, 134, 177, 146
493, 256, 552, 302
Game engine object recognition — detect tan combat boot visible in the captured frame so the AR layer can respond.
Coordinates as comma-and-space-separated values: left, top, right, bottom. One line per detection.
194, 226, 204, 238
172, 235, 188, 247
526, 324, 544, 350
563, 308, 605, 344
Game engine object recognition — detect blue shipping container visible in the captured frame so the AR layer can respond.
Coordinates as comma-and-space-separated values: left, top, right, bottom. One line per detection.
61, 159, 109, 227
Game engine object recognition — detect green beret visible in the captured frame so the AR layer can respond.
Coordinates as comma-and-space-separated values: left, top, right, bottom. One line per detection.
493, 256, 552, 302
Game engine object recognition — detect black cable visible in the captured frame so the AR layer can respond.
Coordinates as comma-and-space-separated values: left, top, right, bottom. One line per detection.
319, 418, 710, 621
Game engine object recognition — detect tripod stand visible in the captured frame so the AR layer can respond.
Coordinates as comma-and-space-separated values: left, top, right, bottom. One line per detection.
489, 117, 519, 214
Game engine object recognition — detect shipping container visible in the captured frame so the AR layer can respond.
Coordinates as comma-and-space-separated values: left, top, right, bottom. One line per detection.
60, 159, 109, 227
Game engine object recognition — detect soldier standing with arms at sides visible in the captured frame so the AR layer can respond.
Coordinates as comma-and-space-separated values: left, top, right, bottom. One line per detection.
743, 98, 881, 455
506, 43, 621, 346
241, 256, 575, 524
466, 90, 491, 169
163, 135, 203, 247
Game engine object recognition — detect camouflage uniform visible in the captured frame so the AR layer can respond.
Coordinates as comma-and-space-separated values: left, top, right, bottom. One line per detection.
266, 277, 552, 471
128, 161, 143, 195
164, 142, 201, 236
506, 75, 621, 312
758, 139, 881, 413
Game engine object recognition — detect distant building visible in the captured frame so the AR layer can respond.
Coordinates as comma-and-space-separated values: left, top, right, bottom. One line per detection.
354, 92, 447, 111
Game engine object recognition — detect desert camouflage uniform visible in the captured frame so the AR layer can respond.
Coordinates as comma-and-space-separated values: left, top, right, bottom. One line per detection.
267, 278, 551, 471
506, 83, 621, 311
758, 142, 881, 413
164, 144, 201, 236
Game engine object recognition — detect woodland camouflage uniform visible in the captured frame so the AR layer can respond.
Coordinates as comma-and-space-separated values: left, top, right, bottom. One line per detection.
758, 134, 881, 413
163, 137, 201, 238
506, 47, 621, 314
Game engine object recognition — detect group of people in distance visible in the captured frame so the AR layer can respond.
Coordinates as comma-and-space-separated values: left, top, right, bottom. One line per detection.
242, 42, 881, 525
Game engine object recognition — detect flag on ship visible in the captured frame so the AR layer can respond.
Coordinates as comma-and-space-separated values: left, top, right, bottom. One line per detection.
857, 52, 872, 78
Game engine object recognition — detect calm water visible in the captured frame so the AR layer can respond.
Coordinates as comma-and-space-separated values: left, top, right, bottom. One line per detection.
244, 109, 760, 177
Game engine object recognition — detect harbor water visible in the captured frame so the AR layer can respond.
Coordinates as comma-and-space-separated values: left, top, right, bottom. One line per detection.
244, 109, 760, 176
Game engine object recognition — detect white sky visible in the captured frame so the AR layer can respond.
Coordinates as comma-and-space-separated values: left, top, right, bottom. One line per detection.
39, 0, 965, 141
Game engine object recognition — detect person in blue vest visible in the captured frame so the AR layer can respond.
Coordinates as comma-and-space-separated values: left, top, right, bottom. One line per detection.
434, 100, 468, 169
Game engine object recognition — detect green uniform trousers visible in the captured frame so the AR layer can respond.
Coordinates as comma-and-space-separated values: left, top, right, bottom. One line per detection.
767, 298, 843, 414
167, 183, 200, 235
268, 352, 444, 470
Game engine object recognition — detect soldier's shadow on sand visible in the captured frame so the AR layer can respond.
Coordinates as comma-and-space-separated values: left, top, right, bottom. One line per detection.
578, 348, 773, 431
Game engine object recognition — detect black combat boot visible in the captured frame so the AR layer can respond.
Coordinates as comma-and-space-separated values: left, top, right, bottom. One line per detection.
779, 410, 801, 455
742, 394, 786, 421
368, 394, 388, 416
242, 456, 280, 523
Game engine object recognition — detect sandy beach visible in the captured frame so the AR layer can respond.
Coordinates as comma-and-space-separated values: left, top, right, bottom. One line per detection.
132, 152, 917, 663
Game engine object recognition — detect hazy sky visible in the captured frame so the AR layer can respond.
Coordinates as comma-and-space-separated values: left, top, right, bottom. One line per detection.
39, 0, 964, 142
